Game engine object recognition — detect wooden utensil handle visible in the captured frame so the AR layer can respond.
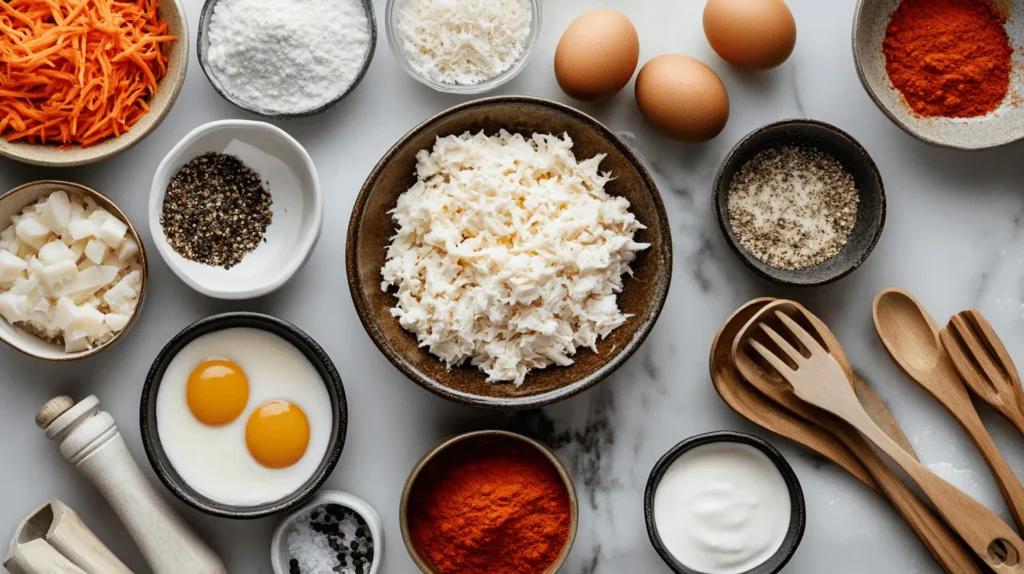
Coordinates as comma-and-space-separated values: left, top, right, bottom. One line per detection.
959, 411, 1024, 534
850, 409, 1024, 571
836, 429, 980, 573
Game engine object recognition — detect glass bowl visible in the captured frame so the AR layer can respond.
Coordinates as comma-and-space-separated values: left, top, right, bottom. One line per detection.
385, 0, 542, 94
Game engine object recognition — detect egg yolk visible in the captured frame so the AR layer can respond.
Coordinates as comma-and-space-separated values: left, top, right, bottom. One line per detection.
245, 400, 310, 469
186, 359, 249, 426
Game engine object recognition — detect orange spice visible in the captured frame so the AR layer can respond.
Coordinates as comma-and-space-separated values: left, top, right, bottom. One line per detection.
882, 0, 1012, 118
408, 436, 571, 574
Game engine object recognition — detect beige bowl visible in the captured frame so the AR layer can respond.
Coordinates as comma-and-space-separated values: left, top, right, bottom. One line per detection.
0, 181, 148, 361
0, 0, 188, 167
399, 430, 578, 573
853, 0, 1024, 150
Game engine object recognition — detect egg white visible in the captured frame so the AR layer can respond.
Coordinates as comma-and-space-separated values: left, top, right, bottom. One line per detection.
156, 327, 332, 506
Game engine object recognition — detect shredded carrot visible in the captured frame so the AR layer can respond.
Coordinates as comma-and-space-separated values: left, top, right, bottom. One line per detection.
0, 0, 175, 149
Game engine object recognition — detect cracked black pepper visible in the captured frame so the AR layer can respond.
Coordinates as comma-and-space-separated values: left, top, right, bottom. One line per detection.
161, 152, 272, 269
727, 146, 858, 270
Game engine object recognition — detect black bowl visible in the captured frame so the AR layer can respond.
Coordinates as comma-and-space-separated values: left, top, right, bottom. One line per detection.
140, 312, 347, 519
644, 431, 806, 574
713, 119, 885, 286
196, 0, 377, 119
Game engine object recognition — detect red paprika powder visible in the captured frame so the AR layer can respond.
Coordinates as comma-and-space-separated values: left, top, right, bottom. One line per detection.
882, 0, 1012, 118
407, 435, 572, 574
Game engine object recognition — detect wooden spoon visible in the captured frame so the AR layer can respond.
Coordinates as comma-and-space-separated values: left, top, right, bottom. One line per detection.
874, 288, 1024, 533
714, 298, 979, 573
738, 301, 1024, 572
942, 309, 1024, 436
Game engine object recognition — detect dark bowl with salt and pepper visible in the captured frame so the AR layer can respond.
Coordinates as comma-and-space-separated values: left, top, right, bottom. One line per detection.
713, 119, 886, 287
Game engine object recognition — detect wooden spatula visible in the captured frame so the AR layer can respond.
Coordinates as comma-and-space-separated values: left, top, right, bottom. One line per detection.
735, 301, 1024, 572
942, 309, 1024, 435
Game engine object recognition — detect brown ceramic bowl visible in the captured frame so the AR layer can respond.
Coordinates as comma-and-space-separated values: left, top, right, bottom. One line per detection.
347, 96, 672, 409
399, 430, 578, 573
0, 180, 148, 361
0, 0, 188, 167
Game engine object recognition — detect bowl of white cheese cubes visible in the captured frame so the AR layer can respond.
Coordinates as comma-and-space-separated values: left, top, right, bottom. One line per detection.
0, 181, 146, 360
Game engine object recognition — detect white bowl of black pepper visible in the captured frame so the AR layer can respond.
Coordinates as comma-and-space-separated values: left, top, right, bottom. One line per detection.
149, 120, 323, 299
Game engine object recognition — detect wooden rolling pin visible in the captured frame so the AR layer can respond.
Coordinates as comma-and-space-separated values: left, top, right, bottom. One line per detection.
5, 499, 131, 574
36, 395, 226, 574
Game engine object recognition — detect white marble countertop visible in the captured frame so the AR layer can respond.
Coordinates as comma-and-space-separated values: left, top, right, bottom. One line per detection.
3, 0, 1024, 572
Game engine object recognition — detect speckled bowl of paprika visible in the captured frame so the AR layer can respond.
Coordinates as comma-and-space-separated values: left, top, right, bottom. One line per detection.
399, 430, 578, 573
854, 0, 1024, 150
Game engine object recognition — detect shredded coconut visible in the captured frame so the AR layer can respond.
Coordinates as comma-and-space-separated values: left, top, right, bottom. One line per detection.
207, 0, 371, 114
381, 131, 649, 385
395, 0, 532, 85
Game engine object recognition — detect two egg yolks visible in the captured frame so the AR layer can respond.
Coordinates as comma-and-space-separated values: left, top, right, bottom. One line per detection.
186, 359, 309, 469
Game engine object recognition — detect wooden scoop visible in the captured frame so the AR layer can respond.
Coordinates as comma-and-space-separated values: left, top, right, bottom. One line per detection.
721, 299, 978, 573
738, 301, 1024, 572
942, 309, 1024, 436
5, 499, 131, 574
874, 288, 1024, 533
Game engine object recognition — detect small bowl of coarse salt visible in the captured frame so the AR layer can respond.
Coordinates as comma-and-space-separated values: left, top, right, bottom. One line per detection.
385, 0, 542, 94
197, 0, 376, 118
713, 119, 886, 287
271, 490, 383, 574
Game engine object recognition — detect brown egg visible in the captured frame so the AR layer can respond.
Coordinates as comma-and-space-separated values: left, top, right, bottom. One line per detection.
703, 0, 796, 71
635, 55, 730, 142
554, 9, 640, 101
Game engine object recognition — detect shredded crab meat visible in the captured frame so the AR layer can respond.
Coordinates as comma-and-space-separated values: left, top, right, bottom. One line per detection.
381, 130, 649, 385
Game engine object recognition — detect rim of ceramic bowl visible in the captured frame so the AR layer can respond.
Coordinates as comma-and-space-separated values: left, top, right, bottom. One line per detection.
0, 180, 148, 362
0, 0, 188, 167
346, 95, 673, 409
384, 0, 542, 94
712, 118, 886, 287
399, 430, 578, 573
644, 431, 807, 574
270, 490, 384, 574
196, 0, 377, 119
139, 311, 347, 519
148, 119, 323, 300
850, 0, 1017, 151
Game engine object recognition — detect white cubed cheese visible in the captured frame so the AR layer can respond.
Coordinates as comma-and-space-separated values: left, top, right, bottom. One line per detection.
33, 298, 50, 313
56, 265, 118, 301
96, 217, 127, 248
87, 209, 111, 226
15, 216, 50, 251
84, 239, 108, 265
38, 241, 77, 265
40, 191, 72, 233
0, 293, 29, 324
54, 297, 77, 330
103, 270, 140, 315
10, 274, 38, 296
117, 238, 139, 262
64, 334, 91, 353
67, 304, 104, 336
0, 226, 16, 252
102, 251, 130, 270
67, 217, 97, 241
104, 313, 130, 332
42, 260, 78, 286
0, 250, 28, 283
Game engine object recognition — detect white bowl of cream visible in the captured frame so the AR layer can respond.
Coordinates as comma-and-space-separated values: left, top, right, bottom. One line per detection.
645, 432, 805, 574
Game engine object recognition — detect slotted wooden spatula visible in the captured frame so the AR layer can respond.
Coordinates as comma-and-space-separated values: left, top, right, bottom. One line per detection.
942, 309, 1024, 435
735, 301, 1024, 572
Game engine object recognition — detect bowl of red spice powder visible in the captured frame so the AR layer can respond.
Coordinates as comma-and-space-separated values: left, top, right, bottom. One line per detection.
854, 0, 1024, 150
400, 430, 578, 574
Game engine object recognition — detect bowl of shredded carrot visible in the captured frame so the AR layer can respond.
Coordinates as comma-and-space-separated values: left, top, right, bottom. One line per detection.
0, 0, 188, 167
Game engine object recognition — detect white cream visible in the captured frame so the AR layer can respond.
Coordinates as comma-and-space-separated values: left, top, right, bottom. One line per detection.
653, 442, 791, 574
